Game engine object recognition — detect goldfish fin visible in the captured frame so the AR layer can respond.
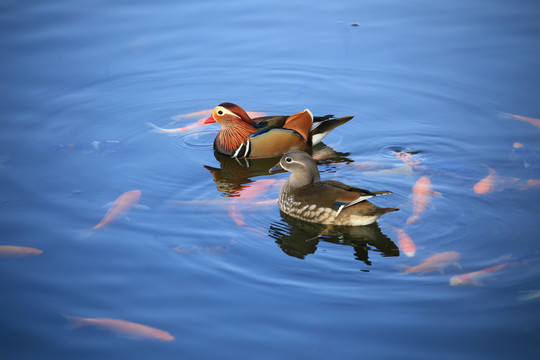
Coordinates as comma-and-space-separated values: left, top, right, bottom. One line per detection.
518, 290, 540, 301
147, 122, 184, 135
62, 314, 86, 329
74, 230, 94, 240
454, 262, 463, 271
134, 204, 150, 210
402, 265, 413, 274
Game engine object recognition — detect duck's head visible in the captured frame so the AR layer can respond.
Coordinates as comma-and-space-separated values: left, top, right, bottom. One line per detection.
204, 102, 254, 126
270, 150, 320, 185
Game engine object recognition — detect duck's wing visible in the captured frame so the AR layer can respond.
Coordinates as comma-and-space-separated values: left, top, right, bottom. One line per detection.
293, 181, 377, 209
252, 116, 289, 131
282, 110, 313, 142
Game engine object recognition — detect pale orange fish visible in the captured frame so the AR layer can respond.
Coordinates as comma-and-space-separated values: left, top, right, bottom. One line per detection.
396, 152, 426, 169
87, 190, 141, 231
228, 179, 277, 226
227, 205, 244, 226
473, 167, 519, 194
449, 263, 507, 286
64, 315, 174, 341
0, 245, 43, 257
232, 179, 276, 202
389, 226, 416, 257
508, 113, 540, 129
150, 111, 267, 134
513, 142, 524, 149
473, 167, 498, 194
406, 176, 438, 225
520, 179, 540, 190
405, 251, 460, 274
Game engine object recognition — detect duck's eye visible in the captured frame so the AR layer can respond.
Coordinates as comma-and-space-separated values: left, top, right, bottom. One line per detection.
217, 109, 224, 116
285, 157, 292, 163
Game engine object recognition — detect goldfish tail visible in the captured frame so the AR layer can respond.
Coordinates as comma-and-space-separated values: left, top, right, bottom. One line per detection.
62, 314, 86, 329
73, 229, 94, 240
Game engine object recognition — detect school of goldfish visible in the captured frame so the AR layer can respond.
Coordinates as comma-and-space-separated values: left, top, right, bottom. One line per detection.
5, 110, 537, 345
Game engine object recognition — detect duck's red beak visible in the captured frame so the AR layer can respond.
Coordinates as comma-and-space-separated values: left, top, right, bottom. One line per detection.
203, 115, 216, 124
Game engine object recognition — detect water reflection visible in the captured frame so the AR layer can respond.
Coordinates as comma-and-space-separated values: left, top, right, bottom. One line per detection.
268, 212, 399, 265
204, 144, 353, 197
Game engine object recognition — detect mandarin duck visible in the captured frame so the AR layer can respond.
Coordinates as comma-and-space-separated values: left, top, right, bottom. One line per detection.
203, 102, 352, 158
270, 151, 398, 226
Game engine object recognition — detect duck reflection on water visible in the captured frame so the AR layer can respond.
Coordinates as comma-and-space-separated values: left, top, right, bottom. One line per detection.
204, 144, 353, 197
268, 212, 399, 265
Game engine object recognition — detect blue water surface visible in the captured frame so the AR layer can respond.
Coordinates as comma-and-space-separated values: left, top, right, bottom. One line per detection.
1, 0, 540, 359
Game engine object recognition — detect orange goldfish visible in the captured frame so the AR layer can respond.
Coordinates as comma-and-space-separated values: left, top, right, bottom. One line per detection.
228, 179, 277, 226
449, 263, 507, 286
473, 167, 519, 194
87, 190, 141, 231
473, 167, 498, 194
150, 110, 267, 134
389, 226, 416, 257
228, 205, 244, 226
520, 179, 540, 190
508, 113, 540, 129
232, 179, 276, 202
396, 151, 425, 169
406, 176, 438, 225
64, 315, 174, 341
0, 245, 43, 257
405, 251, 460, 274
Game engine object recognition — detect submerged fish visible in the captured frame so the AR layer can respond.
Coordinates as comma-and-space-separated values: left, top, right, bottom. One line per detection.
0, 245, 43, 257
228, 179, 278, 226
449, 263, 508, 286
473, 167, 498, 194
150, 110, 267, 134
406, 176, 438, 225
396, 151, 425, 169
389, 226, 416, 257
64, 315, 174, 341
86, 190, 141, 231
473, 167, 519, 194
405, 251, 460, 274
508, 113, 540, 129
519, 179, 540, 190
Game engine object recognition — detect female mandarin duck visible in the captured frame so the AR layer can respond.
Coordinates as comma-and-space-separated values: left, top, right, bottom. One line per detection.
204, 102, 352, 158
270, 151, 398, 226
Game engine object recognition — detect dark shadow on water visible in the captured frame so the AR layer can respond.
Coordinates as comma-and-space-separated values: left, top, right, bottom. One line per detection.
268, 212, 399, 265
204, 143, 353, 197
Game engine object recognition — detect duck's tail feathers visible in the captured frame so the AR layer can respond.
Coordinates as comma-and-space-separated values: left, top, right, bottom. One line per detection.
310, 116, 353, 145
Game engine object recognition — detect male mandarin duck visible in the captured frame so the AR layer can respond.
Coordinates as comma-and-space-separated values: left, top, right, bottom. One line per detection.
270, 151, 398, 226
203, 102, 352, 158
